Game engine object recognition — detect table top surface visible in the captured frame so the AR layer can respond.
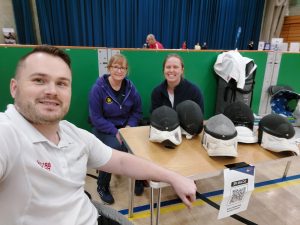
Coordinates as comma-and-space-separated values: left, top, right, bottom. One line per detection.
120, 126, 294, 179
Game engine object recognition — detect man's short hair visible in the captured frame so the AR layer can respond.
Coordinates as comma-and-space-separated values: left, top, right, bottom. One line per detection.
15, 45, 71, 78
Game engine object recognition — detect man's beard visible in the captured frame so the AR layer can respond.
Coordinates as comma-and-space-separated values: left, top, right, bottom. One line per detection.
15, 97, 69, 125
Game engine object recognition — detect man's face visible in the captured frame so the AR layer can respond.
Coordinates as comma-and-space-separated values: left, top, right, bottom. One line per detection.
10, 52, 72, 125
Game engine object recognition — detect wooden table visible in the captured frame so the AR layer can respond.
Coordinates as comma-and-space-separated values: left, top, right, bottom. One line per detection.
120, 126, 295, 225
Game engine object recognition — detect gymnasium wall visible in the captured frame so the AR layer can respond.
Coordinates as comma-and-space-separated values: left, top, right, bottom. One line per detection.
2, 46, 298, 131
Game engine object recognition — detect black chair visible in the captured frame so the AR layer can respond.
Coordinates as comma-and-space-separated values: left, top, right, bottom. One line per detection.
92, 201, 133, 225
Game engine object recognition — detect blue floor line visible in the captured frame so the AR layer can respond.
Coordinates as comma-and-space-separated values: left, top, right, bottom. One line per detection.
118, 173, 300, 215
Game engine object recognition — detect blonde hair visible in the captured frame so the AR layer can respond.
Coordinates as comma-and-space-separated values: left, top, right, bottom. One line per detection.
107, 54, 128, 69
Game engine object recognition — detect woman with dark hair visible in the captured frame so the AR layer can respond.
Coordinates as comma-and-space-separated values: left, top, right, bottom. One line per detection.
151, 54, 204, 113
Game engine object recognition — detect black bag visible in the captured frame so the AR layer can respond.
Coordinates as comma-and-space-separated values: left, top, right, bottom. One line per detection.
215, 60, 256, 114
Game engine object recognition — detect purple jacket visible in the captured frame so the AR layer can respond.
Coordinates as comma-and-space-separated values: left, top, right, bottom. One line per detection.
89, 74, 142, 135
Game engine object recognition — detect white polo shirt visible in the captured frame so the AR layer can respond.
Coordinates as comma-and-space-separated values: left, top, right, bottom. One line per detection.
0, 104, 112, 225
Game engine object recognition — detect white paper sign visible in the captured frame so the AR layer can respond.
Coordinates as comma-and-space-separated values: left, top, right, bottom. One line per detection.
98, 48, 108, 76
278, 43, 288, 52
97, 48, 120, 76
258, 41, 265, 51
2, 28, 16, 44
289, 42, 300, 52
218, 165, 255, 219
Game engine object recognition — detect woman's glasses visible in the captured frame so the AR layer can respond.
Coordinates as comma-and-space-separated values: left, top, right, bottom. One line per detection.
110, 66, 127, 72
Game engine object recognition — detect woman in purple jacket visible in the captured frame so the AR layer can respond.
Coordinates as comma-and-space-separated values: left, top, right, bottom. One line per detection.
89, 54, 144, 204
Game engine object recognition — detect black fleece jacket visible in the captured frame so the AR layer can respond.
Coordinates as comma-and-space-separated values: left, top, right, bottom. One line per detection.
150, 78, 204, 114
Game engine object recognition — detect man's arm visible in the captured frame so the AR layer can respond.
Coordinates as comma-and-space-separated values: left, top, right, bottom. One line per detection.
98, 150, 197, 208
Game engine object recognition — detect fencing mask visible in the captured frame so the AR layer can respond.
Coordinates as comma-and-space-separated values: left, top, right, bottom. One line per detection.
176, 100, 204, 139
223, 101, 258, 143
258, 114, 299, 155
149, 105, 182, 148
202, 114, 238, 157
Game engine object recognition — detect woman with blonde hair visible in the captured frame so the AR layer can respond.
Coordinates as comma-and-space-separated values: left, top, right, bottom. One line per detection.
89, 54, 144, 204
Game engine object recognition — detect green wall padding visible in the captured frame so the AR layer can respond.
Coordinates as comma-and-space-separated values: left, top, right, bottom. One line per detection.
63, 48, 99, 130
0, 47, 99, 131
0, 46, 270, 131
122, 50, 268, 117
0, 47, 32, 112
122, 50, 220, 119
277, 53, 300, 93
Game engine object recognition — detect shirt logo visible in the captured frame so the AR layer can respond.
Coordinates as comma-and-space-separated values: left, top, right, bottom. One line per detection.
37, 160, 52, 171
105, 97, 113, 104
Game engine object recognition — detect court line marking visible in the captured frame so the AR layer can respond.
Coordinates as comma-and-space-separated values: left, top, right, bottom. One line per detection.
119, 174, 300, 220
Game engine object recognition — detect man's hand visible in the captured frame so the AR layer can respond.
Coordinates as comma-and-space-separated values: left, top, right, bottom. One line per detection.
170, 175, 197, 209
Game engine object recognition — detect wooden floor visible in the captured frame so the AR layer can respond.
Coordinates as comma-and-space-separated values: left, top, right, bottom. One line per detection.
85, 154, 300, 225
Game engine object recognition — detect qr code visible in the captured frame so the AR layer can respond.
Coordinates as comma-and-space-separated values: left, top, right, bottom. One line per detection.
229, 186, 246, 204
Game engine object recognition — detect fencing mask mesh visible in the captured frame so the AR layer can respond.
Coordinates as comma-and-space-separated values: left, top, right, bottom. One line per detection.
176, 100, 204, 139
149, 106, 182, 148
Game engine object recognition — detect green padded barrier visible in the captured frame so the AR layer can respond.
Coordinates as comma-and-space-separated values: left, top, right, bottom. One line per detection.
0, 46, 98, 131
0, 47, 32, 112
0, 46, 268, 131
63, 48, 99, 131
121, 50, 220, 119
277, 53, 300, 93
122, 50, 268, 119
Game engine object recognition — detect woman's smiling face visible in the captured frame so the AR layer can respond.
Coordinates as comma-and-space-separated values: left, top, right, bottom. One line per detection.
163, 56, 184, 86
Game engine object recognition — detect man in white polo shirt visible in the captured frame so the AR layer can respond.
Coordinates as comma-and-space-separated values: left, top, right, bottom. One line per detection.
0, 46, 196, 225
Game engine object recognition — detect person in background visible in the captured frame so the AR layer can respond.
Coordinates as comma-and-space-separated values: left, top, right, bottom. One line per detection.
89, 54, 145, 204
146, 34, 164, 49
248, 41, 254, 50
151, 53, 205, 113
202, 42, 208, 50
0, 46, 197, 225
182, 41, 187, 49
194, 43, 201, 50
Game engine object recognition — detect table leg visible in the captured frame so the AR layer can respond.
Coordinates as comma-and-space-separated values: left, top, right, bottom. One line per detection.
155, 188, 162, 225
128, 178, 135, 218
150, 187, 154, 225
283, 160, 292, 178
